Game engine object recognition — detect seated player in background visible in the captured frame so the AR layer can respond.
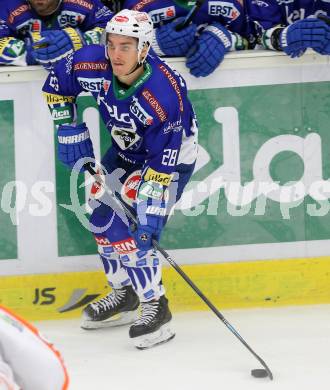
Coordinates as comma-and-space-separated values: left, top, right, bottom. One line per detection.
0, 305, 69, 390
42, 9, 198, 349
0, 0, 113, 67
246, 0, 330, 58
122, 0, 256, 77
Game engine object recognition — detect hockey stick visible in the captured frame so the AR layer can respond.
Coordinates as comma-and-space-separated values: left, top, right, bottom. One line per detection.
318, 14, 330, 25
175, 0, 205, 31
85, 163, 273, 380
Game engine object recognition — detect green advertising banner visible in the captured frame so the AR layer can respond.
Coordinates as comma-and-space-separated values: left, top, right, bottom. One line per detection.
56, 81, 330, 256
0, 100, 17, 260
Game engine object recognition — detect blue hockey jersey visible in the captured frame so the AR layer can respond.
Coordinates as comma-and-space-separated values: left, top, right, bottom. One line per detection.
42, 44, 198, 177
0, 0, 112, 65
122, 0, 253, 39
247, 0, 330, 31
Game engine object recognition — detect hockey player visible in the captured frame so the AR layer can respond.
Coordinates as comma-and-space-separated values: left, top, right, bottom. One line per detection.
0, 305, 69, 390
42, 9, 198, 349
246, 0, 330, 57
0, 0, 113, 67
122, 0, 256, 77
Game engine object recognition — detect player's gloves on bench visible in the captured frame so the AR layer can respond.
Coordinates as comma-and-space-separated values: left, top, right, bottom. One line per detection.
130, 185, 166, 251
154, 17, 197, 56
57, 123, 95, 171
0, 37, 37, 65
33, 28, 83, 65
279, 18, 328, 57
186, 22, 232, 77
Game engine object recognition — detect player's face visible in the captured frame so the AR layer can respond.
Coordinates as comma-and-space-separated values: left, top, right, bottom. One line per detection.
107, 34, 140, 77
28, 0, 60, 16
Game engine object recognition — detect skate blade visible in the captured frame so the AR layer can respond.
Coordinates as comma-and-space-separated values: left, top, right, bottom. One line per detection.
133, 324, 175, 350
81, 310, 138, 330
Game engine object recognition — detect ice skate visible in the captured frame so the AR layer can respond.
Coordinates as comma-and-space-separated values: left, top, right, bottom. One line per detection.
81, 285, 139, 329
129, 295, 175, 349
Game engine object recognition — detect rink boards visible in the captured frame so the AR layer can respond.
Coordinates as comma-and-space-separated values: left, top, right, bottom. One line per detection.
2, 51, 330, 320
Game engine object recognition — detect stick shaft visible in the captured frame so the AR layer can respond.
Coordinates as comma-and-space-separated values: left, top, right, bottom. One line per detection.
175, 0, 205, 31
85, 163, 273, 380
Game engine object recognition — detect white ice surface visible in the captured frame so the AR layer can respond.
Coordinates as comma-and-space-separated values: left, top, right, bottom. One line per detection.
36, 305, 330, 390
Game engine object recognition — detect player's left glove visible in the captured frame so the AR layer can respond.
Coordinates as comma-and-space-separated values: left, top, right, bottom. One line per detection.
186, 22, 232, 77
312, 15, 330, 55
130, 183, 166, 251
279, 18, 328, 57
33, 28, 84, 66
57, 123, 95, 171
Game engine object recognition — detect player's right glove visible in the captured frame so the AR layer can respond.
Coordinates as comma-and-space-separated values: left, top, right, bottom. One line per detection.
33, 28, 84, 66
279, 18, 328, 57
153, 17, 197, 56
57, 123, 95, 171
130, 181, 167, 251
186, 22, 232, 77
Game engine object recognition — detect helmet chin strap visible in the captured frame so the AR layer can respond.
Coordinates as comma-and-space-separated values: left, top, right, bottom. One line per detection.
124, 61, 143, 76
123, 48, 148, 77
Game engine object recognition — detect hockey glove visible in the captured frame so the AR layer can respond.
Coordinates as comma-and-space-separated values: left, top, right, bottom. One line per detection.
83, 27, 105, 45
0, 37, 36, 66
130, 182, 166, 251
186, 22, 232, 77
57, 123, 95, 171
279, 18, 328, 58
33, 28, 84, 66
153, 17, 197, 57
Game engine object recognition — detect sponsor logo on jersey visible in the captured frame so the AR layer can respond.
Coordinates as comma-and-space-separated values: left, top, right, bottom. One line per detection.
58, 11, 85, 27
133, 0, 156, 11
65, 53, 74, 74
63, 0, 93, 10
276, 0, 294, 5
94, 236, 111, 246
158, 64, 184, 112
142, 89, 167, 122
286, 8, 305, 23
130, 97, 153, 126
74, 61, 109, 71
78, 77, 103, 92
251, 0, 269, 7
118, 152, 137, 164
51, 108, 71, 120
163, 120, 183, 134
121, 170, 141, 206
103, 79, 111, 92
138, 181, 164, 200
208, 1, 240, 20
95, 6, 112, 19
43, 93, 75, 104
144, 167, 173, 186
149, 6, 176, 24
8, 5, 30, 24
111, 238, 137, 254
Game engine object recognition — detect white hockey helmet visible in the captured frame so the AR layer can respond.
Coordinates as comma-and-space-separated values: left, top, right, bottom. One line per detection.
105, 9, 153, 63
